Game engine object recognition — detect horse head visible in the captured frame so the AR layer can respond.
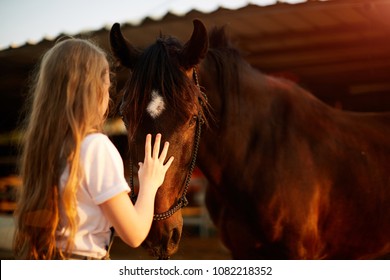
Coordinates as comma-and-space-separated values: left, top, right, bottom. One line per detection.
110, 20, 209, 259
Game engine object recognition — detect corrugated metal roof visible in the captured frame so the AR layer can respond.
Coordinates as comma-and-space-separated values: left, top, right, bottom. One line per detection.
1, 0, 310, 51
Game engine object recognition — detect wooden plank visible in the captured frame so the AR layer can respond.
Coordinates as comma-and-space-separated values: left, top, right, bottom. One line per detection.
247, 38, 390, 70
240, 25, 390, 53
271, 58, 390, 85
266, 12, 315, 32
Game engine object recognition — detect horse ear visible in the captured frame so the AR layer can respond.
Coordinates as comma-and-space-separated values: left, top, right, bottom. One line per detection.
180, 19, 208, 70
109, 23, 141, 69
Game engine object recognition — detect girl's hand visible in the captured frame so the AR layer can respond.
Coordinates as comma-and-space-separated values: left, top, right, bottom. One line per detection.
137, 134, 174, 193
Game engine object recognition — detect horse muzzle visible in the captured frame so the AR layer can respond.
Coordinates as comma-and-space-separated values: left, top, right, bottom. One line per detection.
143, 217, 183, 259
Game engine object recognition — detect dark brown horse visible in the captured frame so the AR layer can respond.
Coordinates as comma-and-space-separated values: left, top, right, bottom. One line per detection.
110, 19, 390, 259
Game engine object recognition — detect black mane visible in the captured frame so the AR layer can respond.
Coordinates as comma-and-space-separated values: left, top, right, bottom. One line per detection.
204, 26, 246, 123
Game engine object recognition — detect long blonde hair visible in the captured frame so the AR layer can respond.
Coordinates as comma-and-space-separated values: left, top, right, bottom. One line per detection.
13, 38, 110, 259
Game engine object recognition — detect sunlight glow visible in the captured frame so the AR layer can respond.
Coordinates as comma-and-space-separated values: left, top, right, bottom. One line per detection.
0, 0, 319, 50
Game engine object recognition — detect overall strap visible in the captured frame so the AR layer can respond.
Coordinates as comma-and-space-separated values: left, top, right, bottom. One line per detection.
103, 227, 116, 260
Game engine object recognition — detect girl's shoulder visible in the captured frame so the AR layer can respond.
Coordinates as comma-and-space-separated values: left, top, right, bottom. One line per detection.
82, 132, 116, 153
83, 132, 109, 143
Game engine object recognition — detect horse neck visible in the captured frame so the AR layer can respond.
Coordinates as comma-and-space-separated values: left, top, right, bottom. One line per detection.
196, 62, 334, 186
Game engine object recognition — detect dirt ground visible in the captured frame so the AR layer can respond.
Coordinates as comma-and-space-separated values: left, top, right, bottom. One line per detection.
110, 228, 231, 260
0, 226, 231, 260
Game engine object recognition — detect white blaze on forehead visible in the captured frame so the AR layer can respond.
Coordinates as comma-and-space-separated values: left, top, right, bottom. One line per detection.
147, 90, 166, 118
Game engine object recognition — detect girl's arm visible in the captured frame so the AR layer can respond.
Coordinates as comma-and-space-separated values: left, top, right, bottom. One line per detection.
99, 134, 174, 247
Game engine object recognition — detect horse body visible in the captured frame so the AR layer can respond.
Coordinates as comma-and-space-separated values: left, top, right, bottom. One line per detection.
197, 60, 390, 259
110, 20, 390, 259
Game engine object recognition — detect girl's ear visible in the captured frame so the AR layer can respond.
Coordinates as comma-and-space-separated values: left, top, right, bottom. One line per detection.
180, 19, 209, 70
109, 23, 141, 69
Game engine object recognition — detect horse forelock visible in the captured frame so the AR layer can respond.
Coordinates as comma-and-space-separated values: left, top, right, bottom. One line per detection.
121, 35, 204, 139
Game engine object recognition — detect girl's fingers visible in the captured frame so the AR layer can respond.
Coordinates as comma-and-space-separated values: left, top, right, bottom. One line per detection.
152, 133, 162, 159
159, 141, 169, 162
144, 134, 152, 160
144, 133, 173, 167
164, 156, 174, 171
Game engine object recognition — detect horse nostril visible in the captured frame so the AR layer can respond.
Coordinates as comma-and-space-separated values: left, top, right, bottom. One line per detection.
170, 227, 181, 247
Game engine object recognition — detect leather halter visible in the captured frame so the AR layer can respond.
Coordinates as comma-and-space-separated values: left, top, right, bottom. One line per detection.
127, 68, 205, 221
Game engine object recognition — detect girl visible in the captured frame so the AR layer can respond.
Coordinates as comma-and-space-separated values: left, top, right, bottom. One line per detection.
13, 38, 174, 259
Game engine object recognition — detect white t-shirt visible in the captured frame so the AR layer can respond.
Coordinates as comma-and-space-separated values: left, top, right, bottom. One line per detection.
57, 133, 130, 258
